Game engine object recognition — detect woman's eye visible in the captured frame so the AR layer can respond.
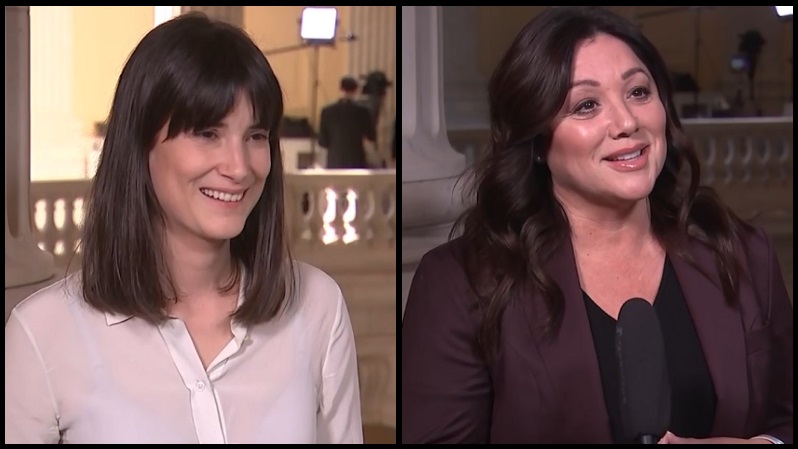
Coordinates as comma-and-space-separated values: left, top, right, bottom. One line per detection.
631, 87, 651, 99
575, 100, 598, 114
194, 130, 218, 140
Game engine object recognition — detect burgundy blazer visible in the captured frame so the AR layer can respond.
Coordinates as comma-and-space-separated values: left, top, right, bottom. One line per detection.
401, 227, 793, 444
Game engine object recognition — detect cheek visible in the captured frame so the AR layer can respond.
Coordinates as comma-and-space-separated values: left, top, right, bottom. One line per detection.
549, 123, 604, 163
642, 101, 668, 135
148, 152, 170, 192
252, 149, 272, 179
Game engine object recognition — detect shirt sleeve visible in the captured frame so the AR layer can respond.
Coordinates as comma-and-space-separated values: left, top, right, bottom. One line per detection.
5, 310, 61, 444
316, 287, 363, 444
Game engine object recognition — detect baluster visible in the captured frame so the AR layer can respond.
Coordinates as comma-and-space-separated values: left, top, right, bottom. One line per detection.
759, 137, 771, 184
777, 137, 790, 182
331, 186, 347, 245
45, 198, 58, 255
351, 182, 372, 246
741, 136, 753, 184
363, 182, 379, 244
63, 197, 76, 264
730, 135, 740, 185
314, 186, 332, 246
73, 197, 84, 256
54, 198, 67, 264
367, 180, 385, 248
33, 200, 47, 243
379, 180, 396, 248
300, 187, 315, 244
705, 136, 717, 185
341, 185, 369, 246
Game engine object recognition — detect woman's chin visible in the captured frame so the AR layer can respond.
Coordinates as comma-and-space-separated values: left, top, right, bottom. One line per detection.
199, 223, 247, 242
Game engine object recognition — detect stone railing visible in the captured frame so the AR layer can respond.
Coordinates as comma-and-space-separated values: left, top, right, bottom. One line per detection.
682, 117, 793, 234
285, 169, 397, 257
448, 117, 794, 235
29, 169, 397, 429
31, 171, 396, 268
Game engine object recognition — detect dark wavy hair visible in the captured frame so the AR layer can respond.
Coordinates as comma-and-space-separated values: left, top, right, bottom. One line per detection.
80, 12, 296, 326
452, 6, 753, 362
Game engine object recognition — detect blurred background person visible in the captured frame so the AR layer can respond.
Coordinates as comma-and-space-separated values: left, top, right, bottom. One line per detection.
318, 76, 377, 169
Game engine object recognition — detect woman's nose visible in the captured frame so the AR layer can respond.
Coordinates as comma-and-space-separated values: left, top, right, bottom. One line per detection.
608, 102, 640, 138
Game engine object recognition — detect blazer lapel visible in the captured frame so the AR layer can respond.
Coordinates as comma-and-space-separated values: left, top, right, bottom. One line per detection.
669, 242, 749, 437
521, 238, 613, 442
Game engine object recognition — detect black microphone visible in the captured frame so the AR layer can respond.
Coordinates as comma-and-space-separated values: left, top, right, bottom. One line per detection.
615, 298, 670, 444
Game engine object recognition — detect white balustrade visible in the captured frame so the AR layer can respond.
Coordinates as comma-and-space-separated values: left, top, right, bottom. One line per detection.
30, 171, 396, 267
681, 117, 793, 233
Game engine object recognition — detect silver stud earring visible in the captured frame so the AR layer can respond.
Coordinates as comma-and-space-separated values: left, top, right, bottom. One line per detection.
531, 141, 544, 163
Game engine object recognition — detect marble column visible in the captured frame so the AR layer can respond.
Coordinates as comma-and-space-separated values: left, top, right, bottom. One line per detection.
181, 6, 243, 27
441, 6, 489, 132
401, 6, 467, 316
29, 6, 87, 180
6, 6, 56, 320
349, 6, 396, 160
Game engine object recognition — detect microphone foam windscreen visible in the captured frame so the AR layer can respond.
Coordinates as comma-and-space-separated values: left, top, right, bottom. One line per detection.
615, 298, 671, 442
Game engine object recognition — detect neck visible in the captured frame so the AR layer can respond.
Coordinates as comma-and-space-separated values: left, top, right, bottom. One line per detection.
162, 232, 236, 300
342, 92, 357, 100
556, 191, 654, 254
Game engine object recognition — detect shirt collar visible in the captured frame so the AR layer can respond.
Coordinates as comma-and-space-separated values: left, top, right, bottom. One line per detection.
104, 267, 248, 331
105, 312, 132, 326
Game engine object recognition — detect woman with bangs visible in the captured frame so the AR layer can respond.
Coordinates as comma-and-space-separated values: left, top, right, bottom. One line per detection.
5, 12, 362, 444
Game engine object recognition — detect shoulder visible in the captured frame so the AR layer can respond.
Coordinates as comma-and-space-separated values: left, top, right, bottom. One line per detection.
405, 237, 476, 319
292, 261, 346, 322
735, 224, 784, 290
6, 273, 94, 346
737, 223, 775, 257
9, 274, 83, 326
687, 223, 786, 302
295, 260, 343, 298
415, 237, 468, 279
686, 221, 775, 260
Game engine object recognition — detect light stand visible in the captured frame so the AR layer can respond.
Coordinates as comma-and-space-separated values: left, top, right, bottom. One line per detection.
262, 7, 356, 166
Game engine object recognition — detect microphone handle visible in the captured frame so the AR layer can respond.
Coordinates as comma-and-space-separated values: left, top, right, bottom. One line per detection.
636, 435, 657, 444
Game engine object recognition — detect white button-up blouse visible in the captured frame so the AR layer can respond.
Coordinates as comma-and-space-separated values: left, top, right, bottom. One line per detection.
5, 262, 363, 444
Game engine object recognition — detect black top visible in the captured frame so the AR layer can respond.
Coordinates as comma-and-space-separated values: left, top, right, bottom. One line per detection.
583, 257, 717, 443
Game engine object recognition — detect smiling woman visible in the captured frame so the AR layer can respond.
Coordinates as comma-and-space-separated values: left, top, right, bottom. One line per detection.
5, 12, 363, 444
147, 93, 273, 243
402, 6, 792, 445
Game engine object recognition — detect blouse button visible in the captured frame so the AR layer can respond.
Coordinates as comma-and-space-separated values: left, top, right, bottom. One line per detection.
196, 380, 206, 392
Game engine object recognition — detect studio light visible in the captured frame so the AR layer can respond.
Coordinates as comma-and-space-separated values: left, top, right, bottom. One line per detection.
300, 7, 338, 43
774, 6, 793, 17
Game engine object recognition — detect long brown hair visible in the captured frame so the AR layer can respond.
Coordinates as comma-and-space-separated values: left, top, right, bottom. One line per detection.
452, 6, 753, 362
80, 12, 296, 326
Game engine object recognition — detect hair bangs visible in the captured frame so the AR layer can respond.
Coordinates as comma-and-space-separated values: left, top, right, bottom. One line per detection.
156, 28, 284, 140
